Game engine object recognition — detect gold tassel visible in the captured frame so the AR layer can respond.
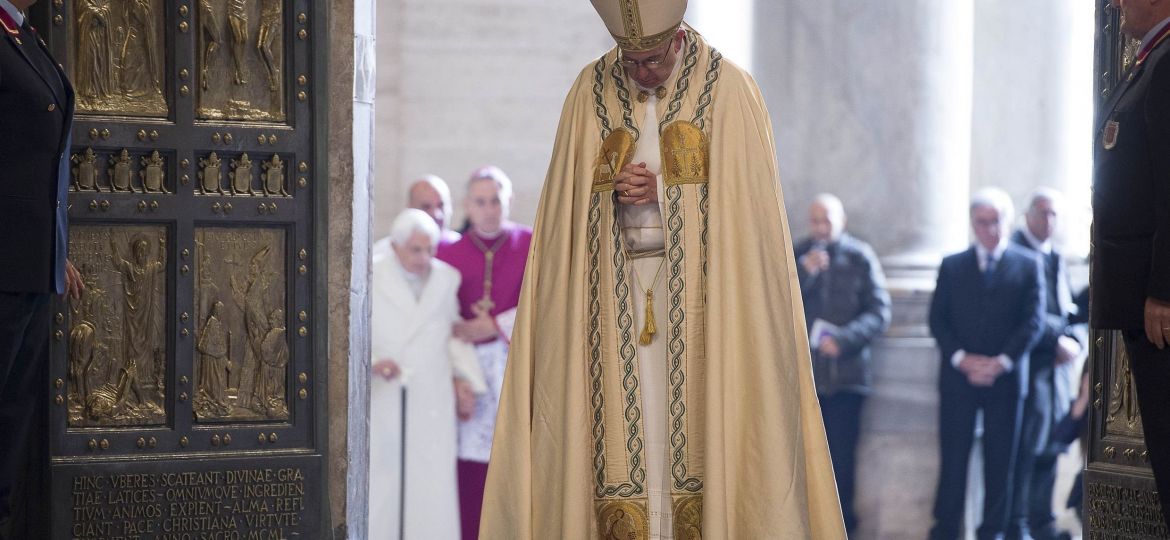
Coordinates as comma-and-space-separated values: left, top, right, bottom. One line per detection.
639, 289, 657, 345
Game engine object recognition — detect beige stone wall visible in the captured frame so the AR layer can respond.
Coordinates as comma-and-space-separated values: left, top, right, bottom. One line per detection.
372, 0, 614, 236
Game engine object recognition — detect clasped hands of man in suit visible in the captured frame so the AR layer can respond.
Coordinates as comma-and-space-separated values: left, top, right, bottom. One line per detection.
956, 353, 1008, 387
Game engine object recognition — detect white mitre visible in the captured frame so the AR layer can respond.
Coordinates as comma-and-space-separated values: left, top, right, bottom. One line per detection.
590, 0, 687, 52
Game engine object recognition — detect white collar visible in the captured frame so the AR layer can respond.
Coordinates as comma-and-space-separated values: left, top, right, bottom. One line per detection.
975, 240, 1008, 267
0, 0, 24, 27
1141, 15, 1170, 50
1020, 227, 1052, 255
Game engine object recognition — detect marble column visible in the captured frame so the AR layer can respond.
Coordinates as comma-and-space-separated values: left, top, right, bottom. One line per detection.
326, 0, 376, 536
969, 0, 1094, 259
753, 0, 973, 263
751, 3, 976, 538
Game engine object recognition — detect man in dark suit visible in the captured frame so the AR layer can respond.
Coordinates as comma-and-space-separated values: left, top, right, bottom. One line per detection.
794, 193, 891, 534
1008, 189, 1080, 540
1092, 0, 1170, 528
929, 188, 1045, 540
0, 0, 81, 538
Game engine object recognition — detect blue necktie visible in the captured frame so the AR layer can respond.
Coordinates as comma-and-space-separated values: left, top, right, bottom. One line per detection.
983, 254, 997, 287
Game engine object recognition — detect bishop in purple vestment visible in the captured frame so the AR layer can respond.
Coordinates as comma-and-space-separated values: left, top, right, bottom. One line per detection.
436, 166, 531, 540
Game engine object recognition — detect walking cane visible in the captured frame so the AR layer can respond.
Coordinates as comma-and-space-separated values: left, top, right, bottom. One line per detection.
399, 382, 407, 540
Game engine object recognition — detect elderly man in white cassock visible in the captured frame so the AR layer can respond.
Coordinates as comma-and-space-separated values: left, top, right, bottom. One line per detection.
368, 209, 484, 539
479, 0, 845, 538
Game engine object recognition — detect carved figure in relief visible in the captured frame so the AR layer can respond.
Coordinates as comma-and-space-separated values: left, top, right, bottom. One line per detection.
227, 0, 250, 85
120, 0, 160, 97
257, 0, 282, 92
75, 0, 115, 99
262, 154, 287, 196
109, 233, 166, 407
1110, 347, 1142, 428
257, 308, 288, 416
70, 262, 108, 327
199, 152, 224, 194
231, 153, 254, 195
199, 0, 222, 91
72, 148, 100, 191
140, 150, 168, 193
68, 321, 97, 410
195, 300, 233, 417
108, 149, 134, 191
231, 246, 273, 408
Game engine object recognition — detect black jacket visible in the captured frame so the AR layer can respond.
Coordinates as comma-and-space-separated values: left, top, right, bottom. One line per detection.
1092, 36, 1170, 329
794, 233, 891, 395
0, 11, 73, 293
929, 245, 1046, 398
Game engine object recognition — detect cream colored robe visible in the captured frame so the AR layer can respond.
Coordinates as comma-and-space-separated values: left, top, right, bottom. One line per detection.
480, 29, 845, 540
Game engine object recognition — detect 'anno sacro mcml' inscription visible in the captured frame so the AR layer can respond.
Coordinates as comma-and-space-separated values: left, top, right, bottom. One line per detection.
69, 467, 307, 540
1087, 480, 1170, 539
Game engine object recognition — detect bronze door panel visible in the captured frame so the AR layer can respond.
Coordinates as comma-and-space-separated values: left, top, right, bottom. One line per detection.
194, 226, 290, 423
197, 0, 287, 122
71, 0, 168, 117
67, 224, 170, 428
37, 0, 328, 536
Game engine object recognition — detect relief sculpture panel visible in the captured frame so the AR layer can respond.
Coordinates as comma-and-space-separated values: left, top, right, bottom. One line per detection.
1107, 339, 1144, 439
197, 0, 286, 122
70, 148, 173, 194
67, 225, 168, 427
197, 151, 289, 196
71, 0, 167, 117
194, 227, 289, 422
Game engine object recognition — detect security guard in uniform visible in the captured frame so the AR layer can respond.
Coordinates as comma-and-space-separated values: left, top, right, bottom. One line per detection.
0, 0, 80, 538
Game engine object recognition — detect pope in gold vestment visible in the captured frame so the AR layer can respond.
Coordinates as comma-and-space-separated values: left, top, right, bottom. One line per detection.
479, 7, 845, 538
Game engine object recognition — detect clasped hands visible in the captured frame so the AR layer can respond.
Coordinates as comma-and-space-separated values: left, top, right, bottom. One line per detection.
957, 353, 1008, 387
800, 249, 831, 276
614, 162, 658, 206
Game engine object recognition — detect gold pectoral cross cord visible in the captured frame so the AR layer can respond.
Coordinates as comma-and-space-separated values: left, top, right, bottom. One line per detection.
621, 242, 667, 345
470, 233, 509, 314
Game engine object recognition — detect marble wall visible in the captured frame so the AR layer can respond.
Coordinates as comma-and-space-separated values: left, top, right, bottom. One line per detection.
372, 0, 614, 237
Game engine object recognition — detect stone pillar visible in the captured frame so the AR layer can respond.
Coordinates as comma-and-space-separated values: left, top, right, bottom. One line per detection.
970, 0, 1094, 259
750, 3, 975, 537
325, 0, 374, 536
345, 0, 377, 538
752, 0, 973, 263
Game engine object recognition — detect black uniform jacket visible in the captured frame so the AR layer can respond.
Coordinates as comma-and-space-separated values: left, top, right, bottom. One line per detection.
0, 8, 73, 294
1092, 34, 1170, 329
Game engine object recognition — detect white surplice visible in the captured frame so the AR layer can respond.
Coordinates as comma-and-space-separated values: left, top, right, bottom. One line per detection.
369, 254, 482, 540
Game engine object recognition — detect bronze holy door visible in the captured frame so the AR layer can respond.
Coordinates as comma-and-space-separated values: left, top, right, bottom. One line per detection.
29, 0, 330, 537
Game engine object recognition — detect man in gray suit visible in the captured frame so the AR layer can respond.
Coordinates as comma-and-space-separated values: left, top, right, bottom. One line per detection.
1008, 188, 1080, 540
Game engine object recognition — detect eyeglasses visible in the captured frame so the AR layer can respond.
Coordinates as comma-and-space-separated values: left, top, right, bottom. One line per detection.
618, 38, 675, 70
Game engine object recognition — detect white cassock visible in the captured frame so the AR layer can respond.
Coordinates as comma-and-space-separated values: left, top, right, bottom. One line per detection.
369, 253, 485, 539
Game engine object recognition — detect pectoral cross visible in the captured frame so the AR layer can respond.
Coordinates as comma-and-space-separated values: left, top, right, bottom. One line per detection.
471, 236, 506, 315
